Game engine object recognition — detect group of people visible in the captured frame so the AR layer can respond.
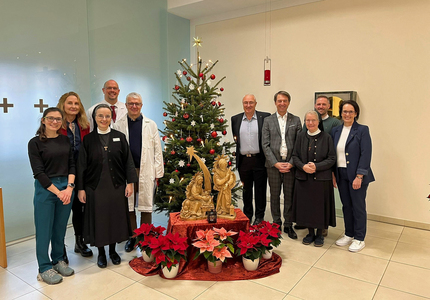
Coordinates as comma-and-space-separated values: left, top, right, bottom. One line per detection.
231, 92, 374, 251
28, 80, 164, 284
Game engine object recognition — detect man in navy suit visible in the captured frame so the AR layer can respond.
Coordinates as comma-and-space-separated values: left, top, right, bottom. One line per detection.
262, 91, 302, 239
231, 94, 270, 225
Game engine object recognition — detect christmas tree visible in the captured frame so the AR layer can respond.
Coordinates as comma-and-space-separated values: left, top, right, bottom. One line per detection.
154, 37, 240, 214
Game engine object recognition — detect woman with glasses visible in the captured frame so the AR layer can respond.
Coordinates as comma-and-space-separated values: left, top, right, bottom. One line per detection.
77, 104, 137, 268
332, 100, 375, 252
57, 92, 92, 260
28, 107, 75, 284
292, 111, 336, 247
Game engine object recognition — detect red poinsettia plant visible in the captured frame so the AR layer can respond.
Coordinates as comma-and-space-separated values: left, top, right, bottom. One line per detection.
192, 227, 237, 265
235, 230, 271, 261
250, 221, 282, 251
133, 223, 166, 257
148, 232, 188, 271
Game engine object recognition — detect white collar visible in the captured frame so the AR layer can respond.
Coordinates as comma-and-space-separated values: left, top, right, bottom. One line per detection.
97, 127, 111, 134
307, 129, 321, 136
322, 114, 329, 120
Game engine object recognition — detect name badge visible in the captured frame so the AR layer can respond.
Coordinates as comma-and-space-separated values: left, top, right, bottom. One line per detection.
113, 138, 120, 142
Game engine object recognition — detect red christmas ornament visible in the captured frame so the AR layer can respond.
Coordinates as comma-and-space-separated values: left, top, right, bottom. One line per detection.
220, 87, 224, 91
162, 136, 167, 142
211, 131, 218, 138
183, 113, 189, 119
183, 70, 187, 75
187, 76, 191, 81
199, 72, 204, 78
175, 169, 179, 173
210, 74, 216, 80
218, 101, 221, 106
219, 118, 224, 123
197, 138, 202, 143
222, 130, 227, 135
228, 161, 232, 166
209, 149, 215, 155
211, 101, 216, 106
172, 118, 175, 122
174, 85, 180, 90
187, 163, 191, 167
171, 150, 176, 155
163, 112, 167, 117
186, 136, 193, 142
180, 137, 184, 141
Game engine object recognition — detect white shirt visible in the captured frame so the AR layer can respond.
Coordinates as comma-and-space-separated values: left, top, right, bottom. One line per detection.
337, 125, 351, 168
239, 112, 259, 155
277, 112, 288, 159
87, 100, 127, 132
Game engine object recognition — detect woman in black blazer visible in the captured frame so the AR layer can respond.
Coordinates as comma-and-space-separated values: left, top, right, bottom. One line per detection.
331, 100, 375, 253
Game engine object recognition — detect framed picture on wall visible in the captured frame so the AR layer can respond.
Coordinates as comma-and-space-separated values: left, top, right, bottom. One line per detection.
314, 91, 357, 118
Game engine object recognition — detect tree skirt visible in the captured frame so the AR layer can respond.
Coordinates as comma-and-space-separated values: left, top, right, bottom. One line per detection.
129, 252, 282, 281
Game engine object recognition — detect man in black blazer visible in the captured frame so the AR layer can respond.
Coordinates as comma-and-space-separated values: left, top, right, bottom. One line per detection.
231, 94, 270, 225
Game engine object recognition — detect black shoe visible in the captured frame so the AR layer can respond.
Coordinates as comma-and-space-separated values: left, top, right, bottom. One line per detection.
284, 225, 298, 239
273, 221, 282, 227
302, 234, 315, 245
125, 238, 136, 253
63, 245, 69, 265
110, 252, 121, 265
253, 218, 264, 226
294, 225, 307, 230
74, 235, 93, 257
97, 254, 107, 268
314, 235, 324, 247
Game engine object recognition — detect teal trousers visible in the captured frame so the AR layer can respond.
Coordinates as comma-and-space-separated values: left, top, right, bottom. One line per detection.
33, 177, 73, 273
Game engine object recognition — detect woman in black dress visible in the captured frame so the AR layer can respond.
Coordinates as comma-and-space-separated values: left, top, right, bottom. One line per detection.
292, 110, 336, 247
77, 104, 137, 268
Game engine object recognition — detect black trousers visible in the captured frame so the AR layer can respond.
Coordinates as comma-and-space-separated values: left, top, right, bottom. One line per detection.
239, 155, 268, 220
71, 192, 85, 236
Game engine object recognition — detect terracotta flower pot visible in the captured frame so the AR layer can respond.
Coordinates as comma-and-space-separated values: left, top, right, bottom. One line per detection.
262, 249, 273, 259
242, 256, 260, 271
142, 251, 154, 263
207, 260, 222, 274
162, 264, 179, 279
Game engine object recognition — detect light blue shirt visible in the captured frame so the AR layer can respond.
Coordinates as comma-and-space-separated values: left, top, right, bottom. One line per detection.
239, 112, 259, 155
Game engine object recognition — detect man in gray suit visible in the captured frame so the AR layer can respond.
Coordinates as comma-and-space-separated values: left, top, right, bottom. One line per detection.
262, 91, 302, 239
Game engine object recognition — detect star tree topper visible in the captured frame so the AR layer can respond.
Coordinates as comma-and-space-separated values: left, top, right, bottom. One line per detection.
193, 37, 202, 48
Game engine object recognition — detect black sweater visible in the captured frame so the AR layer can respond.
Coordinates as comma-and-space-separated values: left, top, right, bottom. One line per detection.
28, 135, 75, 189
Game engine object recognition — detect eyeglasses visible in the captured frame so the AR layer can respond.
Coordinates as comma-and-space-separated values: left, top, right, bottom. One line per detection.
44, 117, 62, 123
342, 111, 355, 115
305, 119, 318, 123
96, 114, 112, 119
127, 103, 142, 107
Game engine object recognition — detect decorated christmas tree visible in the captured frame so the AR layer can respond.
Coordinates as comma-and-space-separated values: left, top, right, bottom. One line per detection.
154, 38, 240, 214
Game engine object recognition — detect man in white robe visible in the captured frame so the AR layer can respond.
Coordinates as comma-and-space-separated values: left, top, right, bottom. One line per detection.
113, 92, 164, 252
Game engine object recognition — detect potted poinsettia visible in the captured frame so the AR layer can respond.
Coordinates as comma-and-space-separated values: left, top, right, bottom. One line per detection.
235, 230, 271, 271
192, 227, 237, 274
148, 232, 188, 278
250, 221, 282, 259
134, 224, 166, 262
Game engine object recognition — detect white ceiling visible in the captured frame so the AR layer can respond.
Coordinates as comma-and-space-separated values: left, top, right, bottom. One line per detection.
168, 0, 323, 22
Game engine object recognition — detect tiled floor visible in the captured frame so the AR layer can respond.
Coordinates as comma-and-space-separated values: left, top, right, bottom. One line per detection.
2, 208, 430, 300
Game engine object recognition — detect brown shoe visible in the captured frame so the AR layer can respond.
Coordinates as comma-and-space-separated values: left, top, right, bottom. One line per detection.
322, 229, 328, 237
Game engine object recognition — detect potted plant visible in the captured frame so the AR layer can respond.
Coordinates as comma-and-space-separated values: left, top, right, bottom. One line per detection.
235, 230, 271, 271
192, 227, 237, 274
148, 232, 188, 278
134, 224, 166, 262
250, 221, 282, 259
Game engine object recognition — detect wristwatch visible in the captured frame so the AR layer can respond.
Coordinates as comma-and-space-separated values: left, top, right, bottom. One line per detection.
68, 183, 75, 188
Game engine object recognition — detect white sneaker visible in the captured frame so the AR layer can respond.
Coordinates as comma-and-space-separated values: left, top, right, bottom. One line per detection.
335, 235, 353, 246
349, 240, 365, 252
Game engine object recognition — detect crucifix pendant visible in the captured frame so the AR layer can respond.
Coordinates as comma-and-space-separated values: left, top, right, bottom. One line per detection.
104, 146, 108, 151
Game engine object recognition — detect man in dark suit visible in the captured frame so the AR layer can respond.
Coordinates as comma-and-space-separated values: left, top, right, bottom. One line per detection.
231, 94, 270, 225
262, 91, 302, 239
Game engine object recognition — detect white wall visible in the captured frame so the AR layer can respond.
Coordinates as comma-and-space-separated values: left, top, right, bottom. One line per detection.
195, 0, 430, 225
